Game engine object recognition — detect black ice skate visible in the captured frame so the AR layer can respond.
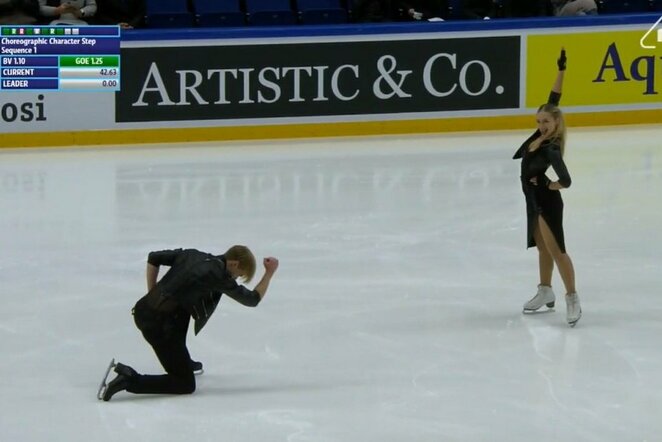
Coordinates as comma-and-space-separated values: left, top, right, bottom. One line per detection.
97, 360, 137, 401
191, 360, 204, 375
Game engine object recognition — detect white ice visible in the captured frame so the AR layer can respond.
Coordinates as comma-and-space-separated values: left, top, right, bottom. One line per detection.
1, 125, 661, 442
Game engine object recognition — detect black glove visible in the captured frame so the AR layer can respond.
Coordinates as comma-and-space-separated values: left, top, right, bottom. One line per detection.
557, 48, 567, 71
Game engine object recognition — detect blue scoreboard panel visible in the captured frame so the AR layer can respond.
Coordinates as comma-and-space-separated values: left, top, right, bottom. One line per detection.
1, 26, 120, 92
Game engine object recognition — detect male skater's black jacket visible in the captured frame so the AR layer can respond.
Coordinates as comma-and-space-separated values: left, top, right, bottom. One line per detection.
146, 248, 261, 335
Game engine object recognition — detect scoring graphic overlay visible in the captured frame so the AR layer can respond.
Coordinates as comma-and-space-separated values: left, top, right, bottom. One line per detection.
0, 26, 120, 92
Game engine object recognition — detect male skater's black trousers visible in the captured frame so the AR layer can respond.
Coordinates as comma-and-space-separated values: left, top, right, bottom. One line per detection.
126, 295, 196, 395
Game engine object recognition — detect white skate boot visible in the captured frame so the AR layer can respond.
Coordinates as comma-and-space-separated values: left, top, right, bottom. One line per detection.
523, 285, 556, 312
566, 292, 582, 327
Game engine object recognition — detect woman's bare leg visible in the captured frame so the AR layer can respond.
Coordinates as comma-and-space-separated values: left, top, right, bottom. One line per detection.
533, 224, 554, 287
537, 216, 576, 294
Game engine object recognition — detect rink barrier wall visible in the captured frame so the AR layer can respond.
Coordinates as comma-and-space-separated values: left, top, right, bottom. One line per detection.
1, 14, 661, 148
3, 110, 658, 149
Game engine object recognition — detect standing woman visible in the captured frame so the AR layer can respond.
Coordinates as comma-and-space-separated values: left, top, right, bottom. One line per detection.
514, 49, 581, 326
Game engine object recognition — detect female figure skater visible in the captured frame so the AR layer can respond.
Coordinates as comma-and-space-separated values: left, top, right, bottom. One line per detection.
514, 49, 581, 326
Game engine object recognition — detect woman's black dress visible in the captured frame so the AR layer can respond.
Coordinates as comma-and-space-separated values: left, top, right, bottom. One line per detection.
513, 91, 572, 253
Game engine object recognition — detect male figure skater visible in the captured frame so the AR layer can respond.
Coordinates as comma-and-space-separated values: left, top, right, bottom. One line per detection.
100, 245, 279, 401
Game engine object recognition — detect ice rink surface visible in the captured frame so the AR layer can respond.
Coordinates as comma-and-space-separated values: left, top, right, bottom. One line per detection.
1, 124, 661, 442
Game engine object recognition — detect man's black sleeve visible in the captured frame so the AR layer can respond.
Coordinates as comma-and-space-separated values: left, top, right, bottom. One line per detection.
221, 280, 261, 307
147, 248, 183, 267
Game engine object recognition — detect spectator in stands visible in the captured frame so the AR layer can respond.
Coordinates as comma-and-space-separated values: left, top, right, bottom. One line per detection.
39, 0, 97, 25
551, 0, 597, 16
0, 0, 40, 24
398, 0, 448, 21
460, 0, 495, 19
353, 0, 397, 22
93, 0, 144, 28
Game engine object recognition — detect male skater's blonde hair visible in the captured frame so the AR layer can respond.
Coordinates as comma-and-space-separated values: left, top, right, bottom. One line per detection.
225, 245, 256, 283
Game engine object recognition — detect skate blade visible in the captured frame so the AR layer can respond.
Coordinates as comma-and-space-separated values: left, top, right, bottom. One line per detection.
522, 307, 555, 315
97, 358, 116, 401
568, 317, 581, 327
568, 310, 582, 327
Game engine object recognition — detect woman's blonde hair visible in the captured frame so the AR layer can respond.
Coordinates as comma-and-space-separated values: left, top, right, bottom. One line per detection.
537, 103, 567, 157
224, 245, 256, 283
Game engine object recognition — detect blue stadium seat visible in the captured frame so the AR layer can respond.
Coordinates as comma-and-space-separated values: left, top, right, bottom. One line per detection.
194, 0, 246, 26
598, 0, 651, 13
448, 0, 463, 18
246, 0, 298, 25
146, 0, 195, 28
298, 0, 348, 24
451, 0, 502, 18
343, 0, 359, 21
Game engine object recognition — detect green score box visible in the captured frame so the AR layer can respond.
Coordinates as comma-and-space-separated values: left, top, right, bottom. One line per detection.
0, 27, 64, 35
59, 56, 119, 68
